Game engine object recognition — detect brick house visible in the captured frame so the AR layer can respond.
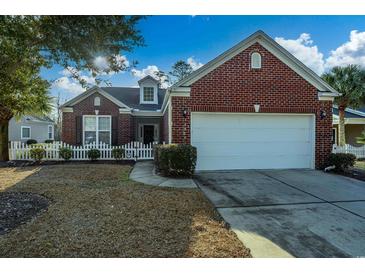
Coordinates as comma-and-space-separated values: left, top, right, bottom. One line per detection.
61, 30, 339, 170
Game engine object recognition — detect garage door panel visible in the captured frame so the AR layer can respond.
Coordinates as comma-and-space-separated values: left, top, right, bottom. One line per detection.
198, 155, 312, 170
196, 115, 312, 129
195, 141, 311, 157
192, 128, 311, 142
191, 113, 314, 170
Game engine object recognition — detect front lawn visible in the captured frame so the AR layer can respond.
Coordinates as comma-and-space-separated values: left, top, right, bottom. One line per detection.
0, 164, 250, 257
355, 161, 365, 171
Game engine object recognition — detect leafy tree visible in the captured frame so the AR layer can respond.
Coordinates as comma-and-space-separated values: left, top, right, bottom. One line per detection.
153, 70, 170, 87
0, 16, 144, 160
322, 65, 365, 146
169, 60, 193, 82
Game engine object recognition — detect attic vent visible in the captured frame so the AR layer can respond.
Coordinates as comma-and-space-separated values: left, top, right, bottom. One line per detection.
94, 96, 101, 106
251, 52, 262, 69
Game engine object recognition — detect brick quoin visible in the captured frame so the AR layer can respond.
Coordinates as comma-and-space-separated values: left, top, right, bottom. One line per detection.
171, 42, 333, 168
62, 93, 133, 145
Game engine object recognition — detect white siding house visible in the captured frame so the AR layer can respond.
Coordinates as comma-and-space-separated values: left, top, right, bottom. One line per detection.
9, 115, 55, 143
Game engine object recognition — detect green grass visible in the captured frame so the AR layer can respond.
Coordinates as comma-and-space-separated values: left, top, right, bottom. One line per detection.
355, 161, 365, 170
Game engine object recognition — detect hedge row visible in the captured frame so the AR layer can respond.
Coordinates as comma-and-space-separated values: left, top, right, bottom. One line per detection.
154, 144, 197, 177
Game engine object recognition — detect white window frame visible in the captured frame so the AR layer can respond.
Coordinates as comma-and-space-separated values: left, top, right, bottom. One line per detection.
332, 127, 338, 145
82, 115, 112, 145
251, 52, 262, 69
48, 125, 54, 140
142, 86, 156, 104
21, 126, 31, 139
140, 83, 158, 104
94, 96, 101, 106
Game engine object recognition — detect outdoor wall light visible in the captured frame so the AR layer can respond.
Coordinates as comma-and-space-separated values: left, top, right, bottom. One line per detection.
320, 110, 327, 120
182, 108, 188, 118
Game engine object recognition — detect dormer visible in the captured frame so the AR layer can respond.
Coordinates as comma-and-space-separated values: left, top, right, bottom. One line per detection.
138, 75, 159, 104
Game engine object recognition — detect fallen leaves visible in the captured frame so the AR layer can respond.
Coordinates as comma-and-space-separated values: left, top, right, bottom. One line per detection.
0, 164, 251, 257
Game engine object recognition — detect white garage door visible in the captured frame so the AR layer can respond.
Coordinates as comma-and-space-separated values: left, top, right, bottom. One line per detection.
191, 113, 315, 171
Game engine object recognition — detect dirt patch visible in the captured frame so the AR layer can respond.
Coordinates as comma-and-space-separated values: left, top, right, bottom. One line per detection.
0, 164, 250, 258
0, 192, 49, 235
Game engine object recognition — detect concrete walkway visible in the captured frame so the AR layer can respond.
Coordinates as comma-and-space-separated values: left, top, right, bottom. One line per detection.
129, 161, 197, 188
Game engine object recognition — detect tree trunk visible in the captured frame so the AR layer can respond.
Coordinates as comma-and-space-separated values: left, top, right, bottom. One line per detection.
0, 119, 10, 161
338, 106, 346, 146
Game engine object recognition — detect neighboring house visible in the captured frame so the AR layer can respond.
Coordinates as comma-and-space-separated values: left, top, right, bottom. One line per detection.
332, 106, 365, 146
61, 30, 339, 170
9, 115, 55, 143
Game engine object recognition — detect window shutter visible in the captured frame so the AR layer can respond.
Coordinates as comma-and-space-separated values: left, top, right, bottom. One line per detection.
76, 116, 82, 145
112, 116, 118, 145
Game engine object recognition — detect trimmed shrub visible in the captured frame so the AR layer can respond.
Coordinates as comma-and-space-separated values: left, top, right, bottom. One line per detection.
30, 147, 45, 162
59, 147, 73, 161
87, 149, 101, 161
26, 139, 37, 145
326, 153, 356, 172
112, 147, 125, 160
44, 139, 54, 144
154, 144, 197, 177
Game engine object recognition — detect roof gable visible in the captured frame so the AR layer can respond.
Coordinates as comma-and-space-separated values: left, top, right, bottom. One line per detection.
61, 86, 131, 109
61, 86, 167, 111
171, 30, 339, 96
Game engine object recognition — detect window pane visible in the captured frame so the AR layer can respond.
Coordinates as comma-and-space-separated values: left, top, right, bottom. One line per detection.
143, 87, 154, 102
85, 131, 96, 144
22, 128, 30, 138
48, 126, 53, 139
251, 52, 261, 68
84, 117, 96, 131
94, 96, 100, 106
98, 117, 111, 131
98, 131, 110, 144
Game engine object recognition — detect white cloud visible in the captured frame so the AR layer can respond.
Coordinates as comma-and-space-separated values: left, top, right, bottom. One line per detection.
131, 65, 170, 88
325, 30, 365, 69
53, 55, 130, 94
131, 65, 160, 79
275, 33, 325, 75
187, 56, 204, 70
52, 76, 85, 95
54, 66, 97, 94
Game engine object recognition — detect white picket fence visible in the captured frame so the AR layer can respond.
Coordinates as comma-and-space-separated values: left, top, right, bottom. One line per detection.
332, 144, 365, 158
9, 141, 158, 161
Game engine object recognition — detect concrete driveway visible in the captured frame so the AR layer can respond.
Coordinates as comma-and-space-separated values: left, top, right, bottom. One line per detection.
194, 169, 365, 258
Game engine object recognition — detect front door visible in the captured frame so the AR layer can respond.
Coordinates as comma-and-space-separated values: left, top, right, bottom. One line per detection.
143, 125, 155, 144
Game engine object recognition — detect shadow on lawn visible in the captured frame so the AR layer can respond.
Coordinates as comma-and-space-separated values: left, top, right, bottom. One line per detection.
0, 164, 250, 257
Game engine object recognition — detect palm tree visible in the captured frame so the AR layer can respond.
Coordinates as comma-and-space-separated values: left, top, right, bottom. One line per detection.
322, 65, 365, 146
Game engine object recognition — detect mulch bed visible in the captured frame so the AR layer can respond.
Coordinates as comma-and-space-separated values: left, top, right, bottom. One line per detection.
334, 168, 365, 181
0, 192, 49, 235
0, 164, 251, 258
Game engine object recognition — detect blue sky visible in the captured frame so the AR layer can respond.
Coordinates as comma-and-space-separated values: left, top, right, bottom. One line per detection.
45, 15, 365, 103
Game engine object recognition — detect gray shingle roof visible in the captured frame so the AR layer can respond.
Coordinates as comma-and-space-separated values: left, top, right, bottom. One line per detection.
100, 87, 166, 111
333, 107, 365, 118
24, 115, 54, 123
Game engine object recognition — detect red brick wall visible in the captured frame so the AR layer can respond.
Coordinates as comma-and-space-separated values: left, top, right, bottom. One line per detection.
171, 42, 333, 168
62, 93, 134, 145
118, 114, 134, 144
